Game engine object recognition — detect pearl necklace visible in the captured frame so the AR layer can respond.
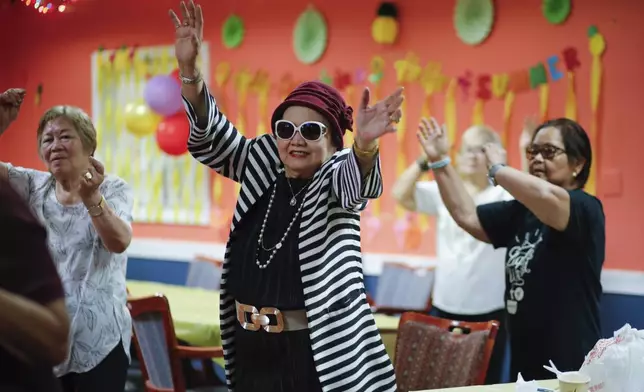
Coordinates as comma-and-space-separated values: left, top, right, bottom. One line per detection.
256, 180, 308, 269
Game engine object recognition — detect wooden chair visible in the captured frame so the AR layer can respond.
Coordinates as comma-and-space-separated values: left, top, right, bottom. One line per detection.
185, 255, 224, 291
368, 262, 435, 317
393, 312, 499, 392
127, 294, 224, 392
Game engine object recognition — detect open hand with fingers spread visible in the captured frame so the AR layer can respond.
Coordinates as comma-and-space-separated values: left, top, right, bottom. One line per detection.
354, 87, 404, 149
416, 117, 450, 162
520, 115, 538, 150
0, 88, 26, 135
168, 0, 204, 76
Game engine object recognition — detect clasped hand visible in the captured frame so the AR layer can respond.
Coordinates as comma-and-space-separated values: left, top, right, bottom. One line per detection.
0, 88, 26, 134
79, 157, 106, 206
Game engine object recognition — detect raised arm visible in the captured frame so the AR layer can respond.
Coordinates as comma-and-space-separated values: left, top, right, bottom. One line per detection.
0, 88, 26, 184
391, 158, 441, 215
169, 1, 252, 183
417, 118, 490, 241
333, 87, 403, 210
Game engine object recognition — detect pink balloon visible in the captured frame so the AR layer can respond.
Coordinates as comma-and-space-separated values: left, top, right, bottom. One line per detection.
144, 75, 183, 116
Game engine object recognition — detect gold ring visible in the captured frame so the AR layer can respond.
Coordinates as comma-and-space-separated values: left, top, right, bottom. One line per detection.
84, 172, 93, 181
389, 115, 400, 124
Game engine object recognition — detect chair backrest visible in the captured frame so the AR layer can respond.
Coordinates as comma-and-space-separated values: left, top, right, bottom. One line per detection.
374, 262, 435, 311
185, 255, 223, 291
128, 294, 186, 392
393, 312, 499, 392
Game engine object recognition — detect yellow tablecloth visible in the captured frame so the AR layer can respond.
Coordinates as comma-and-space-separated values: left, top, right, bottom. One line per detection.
415, 379, 558, 391
127, 280, 400, 363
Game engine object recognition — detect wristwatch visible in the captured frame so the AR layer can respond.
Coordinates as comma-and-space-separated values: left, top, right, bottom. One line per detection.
87, 196, 106, 217
488, 163, 507, 186
417, 157, 430, 172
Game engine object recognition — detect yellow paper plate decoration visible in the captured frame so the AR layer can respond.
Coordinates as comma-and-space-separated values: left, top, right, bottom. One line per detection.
586, 26, 606, 196
372, 2, 399, 45
124, 101, 162, 138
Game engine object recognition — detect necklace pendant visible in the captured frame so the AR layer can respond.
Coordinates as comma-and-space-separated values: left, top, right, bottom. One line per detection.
289, 197, 297, 206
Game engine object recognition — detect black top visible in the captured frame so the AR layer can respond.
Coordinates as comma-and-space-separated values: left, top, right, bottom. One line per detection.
0, 179, 64, 392
227, 173, 322, 392
477, 189, 605, 380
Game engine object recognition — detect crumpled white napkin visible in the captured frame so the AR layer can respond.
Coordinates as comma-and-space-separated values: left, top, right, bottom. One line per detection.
515, 373, 555, 392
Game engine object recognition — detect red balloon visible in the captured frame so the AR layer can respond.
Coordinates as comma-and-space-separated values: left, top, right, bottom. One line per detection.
170, 69, 181, 84
156, 114, 190, 156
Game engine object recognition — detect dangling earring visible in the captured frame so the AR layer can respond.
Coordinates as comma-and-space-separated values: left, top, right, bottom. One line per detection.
572, 171, 577, 178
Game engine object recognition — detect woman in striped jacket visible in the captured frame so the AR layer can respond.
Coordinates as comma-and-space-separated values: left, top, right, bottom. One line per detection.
169, 2, 403, 391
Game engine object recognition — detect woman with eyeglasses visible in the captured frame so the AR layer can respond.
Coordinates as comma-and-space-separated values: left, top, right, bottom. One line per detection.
169, 1, 402, 391
416, 116, 605, 381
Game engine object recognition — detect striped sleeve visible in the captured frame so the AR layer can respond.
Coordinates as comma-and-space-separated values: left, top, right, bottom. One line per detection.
332, 148, 383, 211
183, 84, 251, 183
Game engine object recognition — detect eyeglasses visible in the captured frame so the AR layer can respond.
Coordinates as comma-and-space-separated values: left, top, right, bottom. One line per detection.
525, 144, 566, 160
274, 120, 327, 142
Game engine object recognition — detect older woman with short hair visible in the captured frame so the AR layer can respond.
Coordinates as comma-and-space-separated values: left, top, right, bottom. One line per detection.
0, 91, 134, 392
170, 1, 403, 391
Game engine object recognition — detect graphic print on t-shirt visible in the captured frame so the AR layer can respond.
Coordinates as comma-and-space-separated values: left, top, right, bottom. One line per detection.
506, 229, 543, 315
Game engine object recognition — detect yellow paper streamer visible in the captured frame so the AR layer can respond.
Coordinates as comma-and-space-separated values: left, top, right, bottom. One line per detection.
212, 62, 231, 209
565, 71, 577, 121
445, 78, 458, 160
502, 91, 516, 148
393, 53, 421, 219
539, 84, 550, 123
172, 160, 181, 222
471, 99, 485, 125
193, 159, 205, 223
233, 69, 253, 195
251, 70, 271, 136
368, 56, 385, 218
418, 89, 433, 233
586, 29, 606, 196
181, 156, 193, 222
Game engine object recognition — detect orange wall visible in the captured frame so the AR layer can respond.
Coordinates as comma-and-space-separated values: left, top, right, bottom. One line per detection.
1, 0, 643, 270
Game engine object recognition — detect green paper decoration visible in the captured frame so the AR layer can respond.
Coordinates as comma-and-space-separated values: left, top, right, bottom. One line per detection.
588, 25, 598, 37
542, 0, 571, 25
529, 63, 548, 88
320, 69, 332, 85
368, 72, 383, 84
222, 14, 245, 49
293, 7, 328, 65
454, 0, 495, 46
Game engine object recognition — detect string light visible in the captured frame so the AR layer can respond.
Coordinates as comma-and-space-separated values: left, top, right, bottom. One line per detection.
19, 0, 75, 14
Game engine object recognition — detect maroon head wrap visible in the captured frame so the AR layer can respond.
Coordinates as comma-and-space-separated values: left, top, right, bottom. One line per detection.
271, 81, 353, 149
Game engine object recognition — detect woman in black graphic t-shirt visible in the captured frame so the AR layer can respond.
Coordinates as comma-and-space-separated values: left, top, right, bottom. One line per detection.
415, 117, 605, 381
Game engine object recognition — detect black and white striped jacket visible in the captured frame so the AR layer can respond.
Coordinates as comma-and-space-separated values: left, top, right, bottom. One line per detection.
183, 85, 396, 392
